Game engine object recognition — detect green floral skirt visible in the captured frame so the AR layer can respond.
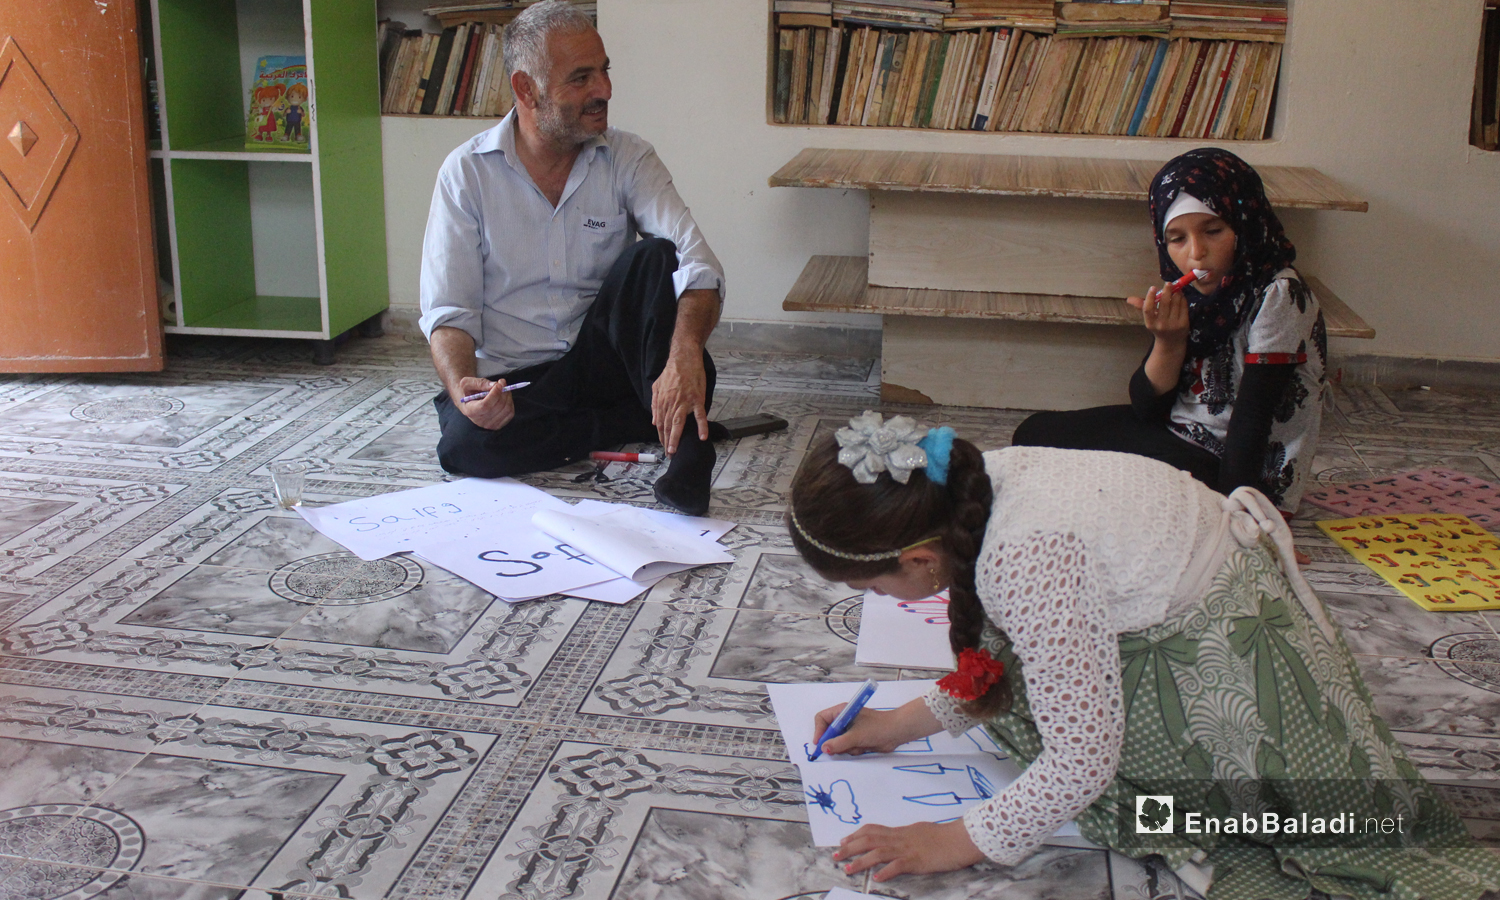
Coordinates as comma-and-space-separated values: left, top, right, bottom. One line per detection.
978, 540, 1500, 900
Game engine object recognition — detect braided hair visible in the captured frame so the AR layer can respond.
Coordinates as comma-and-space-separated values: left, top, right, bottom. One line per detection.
788, 432, 1011, 716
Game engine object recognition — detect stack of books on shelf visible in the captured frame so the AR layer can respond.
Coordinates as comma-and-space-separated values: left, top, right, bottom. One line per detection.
1473, 0, 1499, 151
834, 0, 952, 31
773, 22, 1281, 138
380, 20, 514, 117
1169, 0, 1287, 41
944, 0, 1054, 30
422, 1, 597, 29
1056, 0, 1168, 37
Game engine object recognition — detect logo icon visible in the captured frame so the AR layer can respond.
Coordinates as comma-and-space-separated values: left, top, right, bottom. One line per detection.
1136, 795, 1174, 834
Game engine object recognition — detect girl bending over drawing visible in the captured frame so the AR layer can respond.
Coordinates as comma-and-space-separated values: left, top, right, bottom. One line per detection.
789, 412, 1499, 899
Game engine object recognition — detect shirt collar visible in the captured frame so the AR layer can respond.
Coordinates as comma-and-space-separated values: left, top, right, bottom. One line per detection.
478, 109, 611, 162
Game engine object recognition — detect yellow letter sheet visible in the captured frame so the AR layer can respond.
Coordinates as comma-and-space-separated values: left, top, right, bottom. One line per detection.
1317, 513, 1500, 611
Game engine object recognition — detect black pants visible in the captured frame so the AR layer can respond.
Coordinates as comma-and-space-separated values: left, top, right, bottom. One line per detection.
1011, 405, 1221, 487
434, 238, 716, 478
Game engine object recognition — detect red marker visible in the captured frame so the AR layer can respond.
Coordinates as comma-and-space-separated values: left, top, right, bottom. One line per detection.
1169, 268, 1212, 292
590, 451, 660, 463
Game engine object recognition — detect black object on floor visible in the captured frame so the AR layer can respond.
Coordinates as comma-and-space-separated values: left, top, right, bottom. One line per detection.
713, 414, 789, 440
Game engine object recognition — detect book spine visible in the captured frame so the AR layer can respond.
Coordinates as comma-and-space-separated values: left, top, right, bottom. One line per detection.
916, 32, 948, 128
971, 29, 1009, 130
790, 28, 809, 124
1168, 42, 1210, 136
467, 28, 495, 117
382, 33, 416, 114
900, 31, 931, 127
1250, 42, 1282, 138
774, 29, 793, 122
834, 27, 863, 125
410, 34, 440, 114
1201, 41, 1240, 137
1102, 38, 1143, 134
992, 32, 1037, 132
435, 23, 468, 116
1127, 38, 1168, 135
396, 34, 427, 115
861, 31, 893, 126
452, 26, 484, 114
419, 28, 457, 116
1144, 39, 1190, 136
849, 27, 880, 125
834, 26, 858, 124
956, 29, 992, 130
1058, 38, 1101, 134
808, 28, 828, 124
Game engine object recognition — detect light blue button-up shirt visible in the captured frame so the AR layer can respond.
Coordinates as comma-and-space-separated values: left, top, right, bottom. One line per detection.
418, 111, 725, 377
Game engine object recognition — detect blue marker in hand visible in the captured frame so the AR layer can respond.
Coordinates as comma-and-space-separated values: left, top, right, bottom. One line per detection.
808, 678, 878, 762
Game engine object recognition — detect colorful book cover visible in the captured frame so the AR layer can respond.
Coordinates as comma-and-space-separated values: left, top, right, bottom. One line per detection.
246, 55, 310, 150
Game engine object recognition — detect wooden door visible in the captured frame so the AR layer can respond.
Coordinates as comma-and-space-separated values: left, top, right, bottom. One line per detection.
0, 0, 162, 372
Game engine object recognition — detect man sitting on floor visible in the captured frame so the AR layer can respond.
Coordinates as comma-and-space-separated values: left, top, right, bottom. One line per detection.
419, 0, 725, 516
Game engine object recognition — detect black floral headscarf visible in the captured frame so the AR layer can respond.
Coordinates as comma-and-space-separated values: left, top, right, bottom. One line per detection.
1148, 148, 1297, 359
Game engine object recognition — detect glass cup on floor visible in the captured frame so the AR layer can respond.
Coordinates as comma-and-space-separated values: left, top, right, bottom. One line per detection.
269, 460, 308, 509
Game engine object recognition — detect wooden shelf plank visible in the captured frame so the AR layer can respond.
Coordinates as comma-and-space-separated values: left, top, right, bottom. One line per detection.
770, 148, 1369, 212
785, 256, 1375, 338
1304, 275, 1375, 339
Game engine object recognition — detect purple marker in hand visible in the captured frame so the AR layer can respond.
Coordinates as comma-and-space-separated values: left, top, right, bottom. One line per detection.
460, 382, 531, 403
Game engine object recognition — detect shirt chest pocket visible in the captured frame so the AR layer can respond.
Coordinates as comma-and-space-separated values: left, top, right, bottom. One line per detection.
576, 213, 629, 282
579, 213, 626, 243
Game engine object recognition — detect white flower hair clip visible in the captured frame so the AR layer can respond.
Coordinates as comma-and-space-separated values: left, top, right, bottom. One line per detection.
835, 411, 929, 484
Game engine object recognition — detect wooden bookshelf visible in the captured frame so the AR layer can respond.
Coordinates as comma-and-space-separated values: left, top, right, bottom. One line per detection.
770, 148, 1369, 210
149, 0, 389, 358
772, 147, 1369, 409
768, 1, 1288, 139
785, 255, 1375, 339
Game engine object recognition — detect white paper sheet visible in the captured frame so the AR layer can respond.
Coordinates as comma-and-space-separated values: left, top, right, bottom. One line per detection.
413, 511, 618, 601
547, 502, 734, 603
797, 754, 1021, 846
561, 575, 660, 605
533, 506, 732, 583
297, 478, 567, 560
766, 681, 1008, 763
767, 680, 1080, 847
855, 591, 954, 671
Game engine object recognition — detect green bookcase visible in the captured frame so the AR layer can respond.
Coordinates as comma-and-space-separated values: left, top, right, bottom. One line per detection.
149, 0, 388, 360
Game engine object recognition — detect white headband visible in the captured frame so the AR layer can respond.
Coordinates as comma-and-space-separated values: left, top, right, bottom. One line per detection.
1162, 192, 1218, 235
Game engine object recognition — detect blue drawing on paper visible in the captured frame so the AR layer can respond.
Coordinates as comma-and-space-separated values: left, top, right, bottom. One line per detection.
901, 765, 996, 807
892, 735, 934, 753
962, 729, 1008, 760
806, 779, 862, 825
893, 763, 964, 776
968, 765, 995, 799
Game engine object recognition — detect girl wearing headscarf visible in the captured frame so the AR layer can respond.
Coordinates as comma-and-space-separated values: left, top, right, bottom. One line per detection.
1013, 148, 1324, 513
789, 413, 1500, 899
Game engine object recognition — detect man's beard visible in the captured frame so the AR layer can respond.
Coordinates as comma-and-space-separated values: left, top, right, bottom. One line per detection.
535, 95, 608, 145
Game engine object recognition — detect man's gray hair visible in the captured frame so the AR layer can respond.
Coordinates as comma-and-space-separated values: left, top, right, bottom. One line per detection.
504, 0, 595, 87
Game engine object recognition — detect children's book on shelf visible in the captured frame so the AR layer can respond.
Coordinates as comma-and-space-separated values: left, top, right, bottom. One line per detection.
245, 55, 310, 150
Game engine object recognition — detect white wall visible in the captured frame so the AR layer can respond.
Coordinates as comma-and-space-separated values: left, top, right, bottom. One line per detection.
381, 0, 1500, 362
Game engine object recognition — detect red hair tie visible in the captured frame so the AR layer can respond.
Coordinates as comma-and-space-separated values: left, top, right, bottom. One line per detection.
938, 647, 1005, 701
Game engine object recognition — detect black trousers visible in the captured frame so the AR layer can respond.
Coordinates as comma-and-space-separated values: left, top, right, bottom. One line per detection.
434, 238, 716, 478
1011, 405, 1221, 488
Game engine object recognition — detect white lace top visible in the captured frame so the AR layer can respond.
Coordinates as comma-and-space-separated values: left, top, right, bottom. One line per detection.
923, 446, 1227, 866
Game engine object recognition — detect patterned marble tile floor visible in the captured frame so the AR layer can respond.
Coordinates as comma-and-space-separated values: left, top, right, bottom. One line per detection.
0, 334, 1495, 900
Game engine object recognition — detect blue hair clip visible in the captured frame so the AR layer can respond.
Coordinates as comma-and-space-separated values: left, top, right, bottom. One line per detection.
918, 427, 956, 485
